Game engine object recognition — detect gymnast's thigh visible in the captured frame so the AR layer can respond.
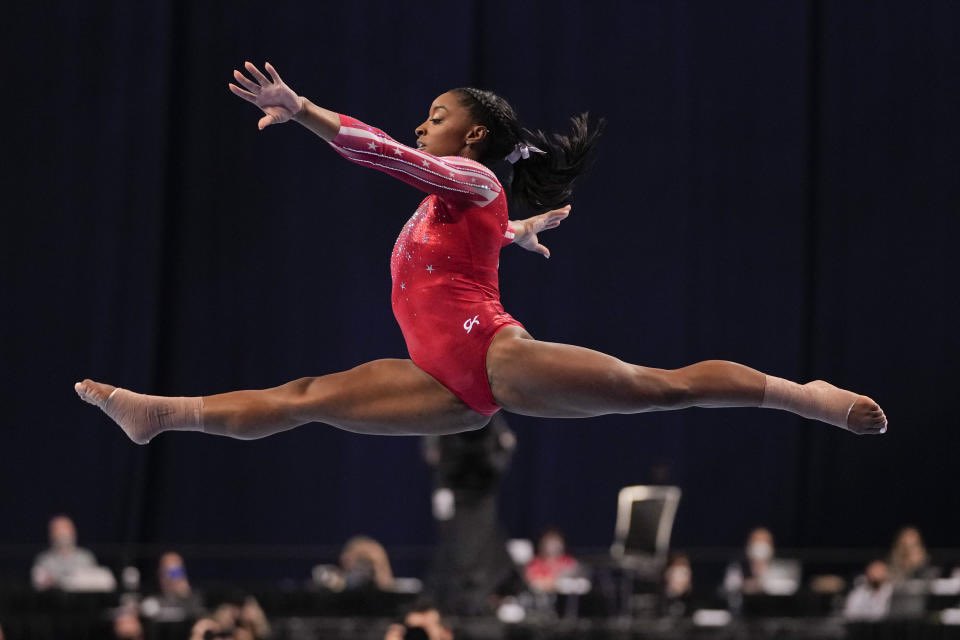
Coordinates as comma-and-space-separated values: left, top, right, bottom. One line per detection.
293, 358, 491, 436
486, 329, 678, 418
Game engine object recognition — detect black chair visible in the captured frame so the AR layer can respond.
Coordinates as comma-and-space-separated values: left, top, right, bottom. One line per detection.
609, 485, 682, 617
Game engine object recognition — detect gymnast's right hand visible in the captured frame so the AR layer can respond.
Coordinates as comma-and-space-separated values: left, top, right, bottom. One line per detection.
229, 61, 304, 130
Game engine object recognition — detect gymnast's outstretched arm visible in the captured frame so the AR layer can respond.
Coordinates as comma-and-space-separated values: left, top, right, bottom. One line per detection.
228, 61, 339, 140
229, 61, 571, 258
231, 62, 501, 205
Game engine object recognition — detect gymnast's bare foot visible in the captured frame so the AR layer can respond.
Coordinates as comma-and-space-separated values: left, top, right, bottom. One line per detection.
846, 394, 888, 435
75, 379, 151, 444
763, 378, 888, 436
75, 379, 116, 406
75, 379, 202, 444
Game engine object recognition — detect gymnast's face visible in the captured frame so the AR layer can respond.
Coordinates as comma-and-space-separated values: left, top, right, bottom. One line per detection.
415, 91, 488, 159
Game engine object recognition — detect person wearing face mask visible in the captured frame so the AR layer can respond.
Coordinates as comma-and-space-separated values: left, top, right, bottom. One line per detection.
31, 514, 98, 590
843, 560, 893, 621
525, 528, 580, 593
140, 551, 205, 621
723, 527, 800, 611
741, 528, 776, 594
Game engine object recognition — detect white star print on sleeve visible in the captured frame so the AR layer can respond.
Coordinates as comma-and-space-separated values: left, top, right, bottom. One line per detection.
327, 115, 502, 207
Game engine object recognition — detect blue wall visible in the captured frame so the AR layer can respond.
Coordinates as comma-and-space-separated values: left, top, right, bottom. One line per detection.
3, 1, 958, 560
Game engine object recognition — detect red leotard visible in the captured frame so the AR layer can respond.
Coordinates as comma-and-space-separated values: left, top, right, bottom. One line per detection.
328, 115, 524, 416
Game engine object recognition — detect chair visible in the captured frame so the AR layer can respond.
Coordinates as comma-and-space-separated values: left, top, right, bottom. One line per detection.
609, 485, 682, 616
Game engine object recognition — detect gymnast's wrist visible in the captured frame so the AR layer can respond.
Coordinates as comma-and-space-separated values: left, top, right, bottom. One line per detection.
291, 96, 309, 123
293, 99, 342, 141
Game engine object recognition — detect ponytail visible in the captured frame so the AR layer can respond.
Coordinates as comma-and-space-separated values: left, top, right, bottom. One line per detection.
511, 114, 605, 210
454, 88, 605, 210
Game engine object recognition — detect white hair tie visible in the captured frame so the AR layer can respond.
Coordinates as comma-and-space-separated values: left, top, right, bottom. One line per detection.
505, 142, 545, 165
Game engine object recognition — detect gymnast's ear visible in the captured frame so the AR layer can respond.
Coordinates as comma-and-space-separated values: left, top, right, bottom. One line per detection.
465, 124, 488, 146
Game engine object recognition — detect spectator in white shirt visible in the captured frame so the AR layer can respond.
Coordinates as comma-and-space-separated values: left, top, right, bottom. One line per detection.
844, 560, 893, 621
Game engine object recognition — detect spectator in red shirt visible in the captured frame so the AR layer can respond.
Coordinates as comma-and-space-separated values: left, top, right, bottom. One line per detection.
525, 528, 579, 593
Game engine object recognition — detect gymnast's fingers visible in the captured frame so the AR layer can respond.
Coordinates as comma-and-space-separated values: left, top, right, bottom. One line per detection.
543, 205, 571, 228
543, 214, 567, 230
229, 83, 258, 103
258, 113, 277, 130
264, 61, 284, 85
233, 69, 260, 93
244, 60, 270, 86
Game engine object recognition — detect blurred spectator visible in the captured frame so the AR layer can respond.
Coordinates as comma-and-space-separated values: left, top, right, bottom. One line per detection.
723, 527, 800, 608
424, 415, 520, 615
31, 514, 100, 590
189, 618, 228, 640
843, 560, 893, 621
140, 551, 205, 621
113, 607, 145, 640
341, 536, 395, 590
384, 601, 454, 640
889, 526, 937, 581
663, 553, 693, 599
312, 535, 395, 592
886, 527, 940, 618
239, 596, 271, 639
661, 552, 693, 616
208, 597, 271, 640
525, 528, 580, 593
737, 528, 775, 594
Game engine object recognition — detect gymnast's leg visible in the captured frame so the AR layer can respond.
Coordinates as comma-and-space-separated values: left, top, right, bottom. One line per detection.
75, 359, 489, 444
486, 327, 887, 434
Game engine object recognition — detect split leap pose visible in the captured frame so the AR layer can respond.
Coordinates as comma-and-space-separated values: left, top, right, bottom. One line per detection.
76, 61, 887, 443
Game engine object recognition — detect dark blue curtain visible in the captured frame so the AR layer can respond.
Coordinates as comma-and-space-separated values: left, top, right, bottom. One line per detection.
4, 0, 958, 565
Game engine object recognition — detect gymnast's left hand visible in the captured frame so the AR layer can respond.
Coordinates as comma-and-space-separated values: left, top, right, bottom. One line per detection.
511, 205, 571, 258
229, 61, 304, 130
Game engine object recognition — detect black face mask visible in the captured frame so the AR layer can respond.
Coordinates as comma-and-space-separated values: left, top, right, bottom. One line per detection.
403, 626, 430, 640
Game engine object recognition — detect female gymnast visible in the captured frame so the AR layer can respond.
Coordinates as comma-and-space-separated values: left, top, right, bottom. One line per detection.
76, 61, 887, 443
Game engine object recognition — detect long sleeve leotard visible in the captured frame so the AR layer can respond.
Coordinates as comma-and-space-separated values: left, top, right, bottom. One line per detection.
327, 115, 524, 415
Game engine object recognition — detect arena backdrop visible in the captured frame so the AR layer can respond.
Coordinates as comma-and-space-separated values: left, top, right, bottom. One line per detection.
3, 1, 958, 564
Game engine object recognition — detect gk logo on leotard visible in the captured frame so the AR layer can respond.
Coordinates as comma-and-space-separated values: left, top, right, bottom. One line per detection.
463, 315, 480, 334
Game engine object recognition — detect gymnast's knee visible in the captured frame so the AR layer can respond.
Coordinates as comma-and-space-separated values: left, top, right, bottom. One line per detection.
273, 376, 320, 398
629, 367, 693, 410
275, 376, 333, 418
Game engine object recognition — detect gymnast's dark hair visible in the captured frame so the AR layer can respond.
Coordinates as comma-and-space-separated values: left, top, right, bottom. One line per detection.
454, 87, 605, 211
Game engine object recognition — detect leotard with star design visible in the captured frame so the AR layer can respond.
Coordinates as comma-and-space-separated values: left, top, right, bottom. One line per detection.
327, 115, 524, 416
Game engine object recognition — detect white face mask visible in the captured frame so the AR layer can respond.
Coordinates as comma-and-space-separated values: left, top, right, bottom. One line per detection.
52, 532, 76, 550
747, 541, 773, 562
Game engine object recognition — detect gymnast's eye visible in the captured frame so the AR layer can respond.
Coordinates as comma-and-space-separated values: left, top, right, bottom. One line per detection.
430, 118, 443, 124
